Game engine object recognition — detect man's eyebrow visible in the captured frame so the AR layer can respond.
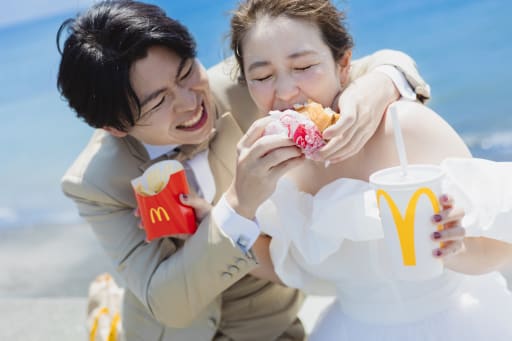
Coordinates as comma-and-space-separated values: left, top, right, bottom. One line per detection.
140, 88, 167, 108
139, 57, 189, 108
247, 50, 318, 73
175, 57, 188, 80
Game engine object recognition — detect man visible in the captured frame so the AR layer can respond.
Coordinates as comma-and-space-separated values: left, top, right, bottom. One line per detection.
57, 1, 430, 340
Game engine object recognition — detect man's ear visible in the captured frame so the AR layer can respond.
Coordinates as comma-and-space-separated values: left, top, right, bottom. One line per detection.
337, 49, 352, 86
103, 126, 128, 138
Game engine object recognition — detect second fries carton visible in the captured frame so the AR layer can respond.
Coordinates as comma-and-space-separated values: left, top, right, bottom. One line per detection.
131, 160, 196, 242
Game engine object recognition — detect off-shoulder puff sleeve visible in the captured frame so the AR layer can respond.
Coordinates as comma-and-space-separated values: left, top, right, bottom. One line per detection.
256, 178, 382, 294
441, 158, 512, 243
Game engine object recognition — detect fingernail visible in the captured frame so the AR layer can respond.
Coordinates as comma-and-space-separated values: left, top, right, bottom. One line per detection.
324, 160, 331, 168
440, 194, 449, 203
432, 231, 442, 240
432, 214, 443, 223
433, 249, 442, 257
180, 194, 188, 200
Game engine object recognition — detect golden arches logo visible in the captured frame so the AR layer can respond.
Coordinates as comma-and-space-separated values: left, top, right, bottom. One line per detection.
149, 206, 170, 223
376, 188, 441, 266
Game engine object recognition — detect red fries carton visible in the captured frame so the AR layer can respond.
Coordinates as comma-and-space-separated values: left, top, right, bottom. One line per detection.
131, 160, 196, 242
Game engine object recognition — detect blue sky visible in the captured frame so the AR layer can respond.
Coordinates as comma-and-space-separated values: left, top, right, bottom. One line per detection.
0, 0, 510, 227
0, 0, 94, 28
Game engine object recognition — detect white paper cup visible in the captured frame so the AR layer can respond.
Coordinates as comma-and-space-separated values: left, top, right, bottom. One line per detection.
369, 164, 444, 281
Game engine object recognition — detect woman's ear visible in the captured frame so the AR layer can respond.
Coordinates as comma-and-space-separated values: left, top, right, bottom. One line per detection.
337, 49, 352, 86
103, 126, 128, 138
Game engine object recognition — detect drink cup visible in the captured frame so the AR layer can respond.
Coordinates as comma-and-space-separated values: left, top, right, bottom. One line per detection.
369, 164, 444, 281
131, 160, 196, 242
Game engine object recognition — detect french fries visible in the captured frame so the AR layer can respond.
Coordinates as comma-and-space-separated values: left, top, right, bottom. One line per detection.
131, 160, 184, 196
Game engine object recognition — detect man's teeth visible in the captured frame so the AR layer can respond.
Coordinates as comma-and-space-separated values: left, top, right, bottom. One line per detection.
180, 108, 203, 127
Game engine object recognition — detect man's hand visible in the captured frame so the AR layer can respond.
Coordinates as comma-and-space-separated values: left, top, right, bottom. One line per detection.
226, 117, 303, 219
318, 71, 400, 164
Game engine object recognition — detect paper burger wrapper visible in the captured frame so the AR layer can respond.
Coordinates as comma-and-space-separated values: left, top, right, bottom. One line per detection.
131, 160, 196, 242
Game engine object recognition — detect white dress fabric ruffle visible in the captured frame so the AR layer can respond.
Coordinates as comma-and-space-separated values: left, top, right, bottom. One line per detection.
256, 158, 512, 340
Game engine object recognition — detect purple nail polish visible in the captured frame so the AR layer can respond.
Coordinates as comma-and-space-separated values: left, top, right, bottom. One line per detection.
440, 194, 449, 203
433, 249, 442, 257
432, 231, 442, 240
432, 214, 443, 223
181, 194, 188, 200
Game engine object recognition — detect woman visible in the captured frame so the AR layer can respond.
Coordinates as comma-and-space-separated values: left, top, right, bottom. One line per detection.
225, 0, 512, 339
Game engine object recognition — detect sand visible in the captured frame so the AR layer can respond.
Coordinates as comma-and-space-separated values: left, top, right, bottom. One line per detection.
0, 223, 117, 340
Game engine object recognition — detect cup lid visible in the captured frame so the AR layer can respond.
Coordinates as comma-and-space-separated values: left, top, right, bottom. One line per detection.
369, 164, 444, 188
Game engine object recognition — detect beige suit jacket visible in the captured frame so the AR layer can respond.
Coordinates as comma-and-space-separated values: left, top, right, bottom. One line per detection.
62, 50, 430, 341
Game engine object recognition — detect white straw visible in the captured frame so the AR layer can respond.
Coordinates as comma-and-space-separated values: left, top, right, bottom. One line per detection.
389, 103, 409, 177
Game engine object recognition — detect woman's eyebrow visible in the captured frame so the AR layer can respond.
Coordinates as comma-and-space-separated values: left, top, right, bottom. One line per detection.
288, 49, 317, 59
247, 60, 270, 73
247, 50, 318, 73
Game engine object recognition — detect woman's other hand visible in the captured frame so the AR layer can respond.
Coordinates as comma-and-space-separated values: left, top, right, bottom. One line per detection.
319, 71, 400, 164
430, 194, 466, 258
179, 192, 212, 221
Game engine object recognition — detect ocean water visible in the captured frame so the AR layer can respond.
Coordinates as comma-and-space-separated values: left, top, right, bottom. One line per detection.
0, 0, 510, 228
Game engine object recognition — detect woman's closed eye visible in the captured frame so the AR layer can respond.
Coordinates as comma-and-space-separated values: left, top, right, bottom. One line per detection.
294, 64, 317, 72
252, 74, 273, 82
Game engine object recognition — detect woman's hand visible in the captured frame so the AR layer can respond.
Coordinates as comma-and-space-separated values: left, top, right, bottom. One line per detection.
226, 116, 304, 219
430, 194, 466, 259
318, 71, 400, 164
179, 192, 212, 221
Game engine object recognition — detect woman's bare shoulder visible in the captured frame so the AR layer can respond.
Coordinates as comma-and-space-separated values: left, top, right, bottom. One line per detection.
386, 100, 471, 163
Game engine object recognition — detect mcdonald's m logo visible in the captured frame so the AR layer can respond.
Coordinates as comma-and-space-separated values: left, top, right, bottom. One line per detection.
376, 188, 441, 266
149, 206, 170, 223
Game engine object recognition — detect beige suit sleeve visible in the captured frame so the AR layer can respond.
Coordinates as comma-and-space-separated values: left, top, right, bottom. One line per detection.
62, 177, 258, 328
349, 49, 431, 102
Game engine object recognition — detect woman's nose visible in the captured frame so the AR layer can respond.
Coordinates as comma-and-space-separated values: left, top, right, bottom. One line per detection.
275, 75, 299, 104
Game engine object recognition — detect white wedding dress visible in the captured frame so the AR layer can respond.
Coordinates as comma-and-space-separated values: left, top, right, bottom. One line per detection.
256, 158, 512, 340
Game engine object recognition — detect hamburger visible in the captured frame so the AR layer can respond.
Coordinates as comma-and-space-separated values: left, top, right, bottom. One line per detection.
264, 100, 340, 158
293, 100, 340, 133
